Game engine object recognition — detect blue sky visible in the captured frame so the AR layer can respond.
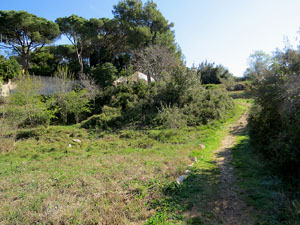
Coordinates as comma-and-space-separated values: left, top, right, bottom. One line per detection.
2, 0, 300, 76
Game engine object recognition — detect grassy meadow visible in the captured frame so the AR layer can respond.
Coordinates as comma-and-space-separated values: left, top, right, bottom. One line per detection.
0, 101, 247, 224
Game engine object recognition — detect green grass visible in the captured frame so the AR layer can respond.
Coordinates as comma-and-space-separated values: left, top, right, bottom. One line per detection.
231, 131, 300, 225
228, 90, 252, 99
234, 98, 253, 105
0, 102, 247, 225
144, 100, 248, 224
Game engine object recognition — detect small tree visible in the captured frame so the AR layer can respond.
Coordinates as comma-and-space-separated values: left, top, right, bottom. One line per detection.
244, 50, 273, 80
51, 65, 91, 124
133, 44, 179, 84
197, 61, 233, 85
52, 65, 74, 124
79, 73, 101, 107
66, 90, 90, 123
6, 75, 54, 127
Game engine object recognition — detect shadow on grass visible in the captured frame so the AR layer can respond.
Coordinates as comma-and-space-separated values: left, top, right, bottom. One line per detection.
146, 118, 251, 224
147, 165, 222, 225
230, 131, 300, 224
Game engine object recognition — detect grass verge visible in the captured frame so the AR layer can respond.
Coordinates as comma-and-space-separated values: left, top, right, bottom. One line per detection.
231, 132, 300, 225
144, 101, 248, 225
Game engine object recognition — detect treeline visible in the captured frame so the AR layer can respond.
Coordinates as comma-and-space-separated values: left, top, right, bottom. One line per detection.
0, 0, 235, 131
0, 0, 179, 81
248, 46, 300, 180
0, 0, 235, 87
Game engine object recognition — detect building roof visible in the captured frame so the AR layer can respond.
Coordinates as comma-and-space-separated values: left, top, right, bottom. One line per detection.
114, 71, 155, 85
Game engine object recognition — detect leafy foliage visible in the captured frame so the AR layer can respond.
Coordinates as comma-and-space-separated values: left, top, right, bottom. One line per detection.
5, 75, 55, 127
91, 62, 118, 87
244, 50, 273, 80
113, 0, 175, 49
249, 47, 300, 178
80, 106, 121, 130
91, 65, 234, 130
156, 104, 187, 129
0, 10, 60, 71
0, 55, 20, 81
197, 61, 234, 85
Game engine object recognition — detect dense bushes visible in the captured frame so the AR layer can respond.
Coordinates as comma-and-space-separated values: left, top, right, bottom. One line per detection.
89, 66, 235, 129
197, 61, 234, 86
3, 73, 91, 128
249, 48, 300, 178
2, 62, 235, 131
91, 62, 118, 87
155, 67, 234, 127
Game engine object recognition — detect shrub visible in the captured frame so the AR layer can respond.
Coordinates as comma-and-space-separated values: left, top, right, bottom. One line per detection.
94, 65, 235, 129
156, 104, 187, 129
248, 47, 300, 178
6, 75, 55, 127
197, 61, 234, 85
48, 66, 91, 124
91, 62, 118, 87
50, 90, 91, 124
65, 90, 91, 123
0, 55, 20, 81
80, 106, 121, 130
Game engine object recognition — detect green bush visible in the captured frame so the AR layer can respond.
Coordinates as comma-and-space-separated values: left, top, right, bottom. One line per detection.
0, 55, 20, 81
249, 48, 300, 178
80, 106, 121, 130
48, 66, 91, 124
94, 66, 235, 129
91, 62, 118, 87
5, 76, 55, 127
29, 50, 59, 76
97, 81, 157, 127
50, 90, 91, 124
156, 105, 187, 129
197, 61, 234, 85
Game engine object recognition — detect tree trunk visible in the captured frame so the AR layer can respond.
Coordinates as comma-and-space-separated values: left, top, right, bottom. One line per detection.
21, 50, 30, 73
151, 32, 157, 45
77, 53, 84, 75
76, 46, 84, 75
147, 74, 151, 85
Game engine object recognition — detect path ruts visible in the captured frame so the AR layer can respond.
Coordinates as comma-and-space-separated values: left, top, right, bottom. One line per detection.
212, 110, 253, 225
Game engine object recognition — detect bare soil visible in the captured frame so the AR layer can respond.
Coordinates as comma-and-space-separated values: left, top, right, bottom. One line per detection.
212, 111, 253, 225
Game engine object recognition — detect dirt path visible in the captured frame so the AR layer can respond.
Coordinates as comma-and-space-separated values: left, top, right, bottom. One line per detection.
212, 110, 253, 225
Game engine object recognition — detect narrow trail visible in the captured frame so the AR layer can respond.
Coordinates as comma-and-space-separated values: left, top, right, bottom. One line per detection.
212, 110, 253, 225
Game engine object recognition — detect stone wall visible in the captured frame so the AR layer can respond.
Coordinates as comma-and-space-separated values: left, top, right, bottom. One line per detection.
0, 76, 76, 96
